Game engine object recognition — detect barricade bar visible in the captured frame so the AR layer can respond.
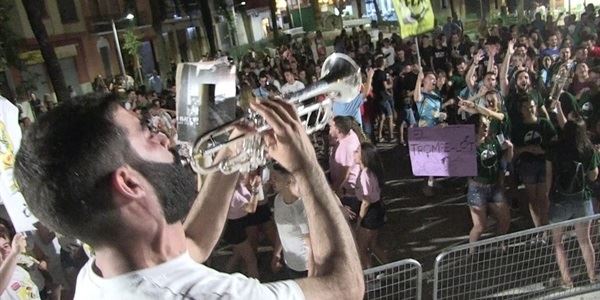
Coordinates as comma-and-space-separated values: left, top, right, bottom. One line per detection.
433, 214, 600, 299
363, 258, 422, 300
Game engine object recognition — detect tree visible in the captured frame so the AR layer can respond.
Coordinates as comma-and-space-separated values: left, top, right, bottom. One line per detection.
122, 28, 143, 85
148, 0, 170, 77
197, 0, 218, 56
21, 0, 69, 102
0, 0, 22, 71
309, 0, 321, 30
268, 0, 280, 41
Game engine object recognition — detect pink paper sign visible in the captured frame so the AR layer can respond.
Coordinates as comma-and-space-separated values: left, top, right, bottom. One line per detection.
408, 125, 477, 177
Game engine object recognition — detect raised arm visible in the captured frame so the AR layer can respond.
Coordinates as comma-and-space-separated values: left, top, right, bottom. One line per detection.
466, 50, 484, 92
0, 234, 25, 294
361, 68, 375, 97
413, 68, 424, 103
251, 99, 364, 300
184, 147, 240, 263
500, 40, 515, 97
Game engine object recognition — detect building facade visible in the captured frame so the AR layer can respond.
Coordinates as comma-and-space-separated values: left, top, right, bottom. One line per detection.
1, 0, 212, 100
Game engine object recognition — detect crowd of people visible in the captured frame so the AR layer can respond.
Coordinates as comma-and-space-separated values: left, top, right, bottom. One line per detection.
229, 2, 600, 289
1, 2, 600, 299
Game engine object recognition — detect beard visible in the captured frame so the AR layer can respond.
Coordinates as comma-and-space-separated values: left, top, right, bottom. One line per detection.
128, 149, 198, 224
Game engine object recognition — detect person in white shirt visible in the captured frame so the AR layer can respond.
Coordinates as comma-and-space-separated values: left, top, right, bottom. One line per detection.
14, 93, 364, 299
0, 233, 41, 300
270, 164, 313, 279
280, 70, 305, 95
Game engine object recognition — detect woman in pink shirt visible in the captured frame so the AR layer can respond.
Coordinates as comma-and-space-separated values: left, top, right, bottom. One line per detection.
223, 173, 260, 278
354, 143, 387, 269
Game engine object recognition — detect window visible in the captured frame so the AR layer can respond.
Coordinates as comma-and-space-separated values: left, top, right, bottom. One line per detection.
57, 0, 79, 23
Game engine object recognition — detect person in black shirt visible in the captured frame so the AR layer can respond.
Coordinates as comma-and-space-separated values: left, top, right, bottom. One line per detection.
372, 57, 395, 142
420, 35, 434, 70
432, 34, 449, 73
393, 62, 419, 145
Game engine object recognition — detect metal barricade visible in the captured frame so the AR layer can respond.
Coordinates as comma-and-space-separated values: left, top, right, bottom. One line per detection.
364, 258, 422, 300
433, 214, 600, 299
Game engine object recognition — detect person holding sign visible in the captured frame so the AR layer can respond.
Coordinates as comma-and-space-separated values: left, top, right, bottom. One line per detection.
465, 114, 513, 245
414, 67, 446, 196
13, 94, 364, 299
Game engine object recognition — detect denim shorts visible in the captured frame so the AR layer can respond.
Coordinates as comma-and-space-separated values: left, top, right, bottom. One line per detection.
517, 159, 546, 184
549, 199, 594, 223
466, 181, 506, 207
377, 99, 393, 117
400, 107, 416, 126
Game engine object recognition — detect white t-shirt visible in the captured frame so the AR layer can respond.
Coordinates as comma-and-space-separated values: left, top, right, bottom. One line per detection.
0, 266, 41, 300
280, 81, 305, 95
382, 46, 395, 67
273, 194, 310, 272
74, 252, 304, 300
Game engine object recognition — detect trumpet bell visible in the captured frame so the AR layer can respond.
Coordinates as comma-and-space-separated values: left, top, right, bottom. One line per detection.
320, 53, 362, 103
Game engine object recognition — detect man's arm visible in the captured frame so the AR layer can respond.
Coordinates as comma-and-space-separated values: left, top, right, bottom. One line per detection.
413, 69, 424, 103
184, 149, 240, 263
361, 68, 374, 97
500, 40, 515, 97
466, 50, 483, 92
0, 234, 25, 294
252, 99, 364, 299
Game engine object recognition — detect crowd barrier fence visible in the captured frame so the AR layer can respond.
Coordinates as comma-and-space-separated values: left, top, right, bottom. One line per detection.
364, 258, 422, 300
433, 214, 600, 299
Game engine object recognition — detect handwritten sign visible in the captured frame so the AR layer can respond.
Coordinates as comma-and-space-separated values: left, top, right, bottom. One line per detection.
0, 97, 37, 232
408, 125, 477, 177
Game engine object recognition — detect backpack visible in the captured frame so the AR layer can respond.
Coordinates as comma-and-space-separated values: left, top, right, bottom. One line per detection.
554, 159, 586, 198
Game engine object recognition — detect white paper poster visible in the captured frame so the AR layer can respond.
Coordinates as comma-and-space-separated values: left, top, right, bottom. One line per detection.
0, 96, 37, 232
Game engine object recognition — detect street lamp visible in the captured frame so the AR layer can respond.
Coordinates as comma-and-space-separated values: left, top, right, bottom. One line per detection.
111, 13, 135, 76
230, 1, 247, 47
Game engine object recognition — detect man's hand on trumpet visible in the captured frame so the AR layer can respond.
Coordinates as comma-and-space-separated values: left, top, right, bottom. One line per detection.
250, 99, 318, 175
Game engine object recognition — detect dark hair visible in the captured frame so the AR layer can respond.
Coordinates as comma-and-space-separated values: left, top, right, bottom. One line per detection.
360, 143, 385, 189
466, 113, 486, 135
14, 93, 129, 247
333, 115, 353, 135
374, 57, 385, 68
559, 115, 594, 159
484, 71, 496, 78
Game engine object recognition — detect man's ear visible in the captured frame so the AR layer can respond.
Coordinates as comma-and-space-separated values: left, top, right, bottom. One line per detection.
111, 166, 145, 203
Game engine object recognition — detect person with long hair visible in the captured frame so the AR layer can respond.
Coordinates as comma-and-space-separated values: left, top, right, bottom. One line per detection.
465, 114, 513, 244
223, 173, 261, 278
512, 96, 556, 227
354, 143, 387, 268
546, 116, 599, 288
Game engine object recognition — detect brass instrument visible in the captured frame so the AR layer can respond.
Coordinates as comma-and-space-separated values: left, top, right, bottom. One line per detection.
549, 60, 575, 101
186, 53, 362, 175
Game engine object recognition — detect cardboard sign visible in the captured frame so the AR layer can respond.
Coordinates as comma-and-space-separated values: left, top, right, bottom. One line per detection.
0, 97, 38, 232
408, 125, 477, 177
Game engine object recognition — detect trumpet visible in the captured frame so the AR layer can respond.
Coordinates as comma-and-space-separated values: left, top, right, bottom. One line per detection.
549, 59, 575, 102
189, 53, 362, 175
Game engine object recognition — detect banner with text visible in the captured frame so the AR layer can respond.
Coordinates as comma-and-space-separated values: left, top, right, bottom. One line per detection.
408, 125, 477, 177
0, 97, 37, 232
392, 0, 435, 39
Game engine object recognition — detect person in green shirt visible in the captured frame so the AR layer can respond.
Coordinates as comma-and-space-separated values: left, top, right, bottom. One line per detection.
465, 114, 513, 244
545, 116, 599, 288
512, 96, 557, 228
